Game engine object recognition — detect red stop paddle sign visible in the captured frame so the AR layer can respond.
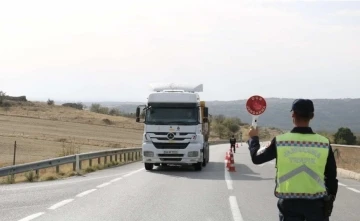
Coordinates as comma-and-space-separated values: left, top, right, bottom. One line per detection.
246, 95, 267, 115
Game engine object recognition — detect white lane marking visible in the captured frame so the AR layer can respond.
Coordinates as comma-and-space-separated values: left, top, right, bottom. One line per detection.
224, 160, 233, 190
347, 187, 360, 193
110, 177, 122, 183
97, 182, 111, 188
76, 189, 97, 197
48, 199, 74, 210
18, 212, 45, 221
338, 182, 346, 187
229, 196, 244, 221
1, 167, 144, 191
123, 168, 144, 177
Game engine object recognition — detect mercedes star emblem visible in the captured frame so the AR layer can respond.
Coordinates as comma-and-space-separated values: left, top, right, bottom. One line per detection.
167, 133, 175, 140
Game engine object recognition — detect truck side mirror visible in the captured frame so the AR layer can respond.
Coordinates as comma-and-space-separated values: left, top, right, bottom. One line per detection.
136, 107, 140, 122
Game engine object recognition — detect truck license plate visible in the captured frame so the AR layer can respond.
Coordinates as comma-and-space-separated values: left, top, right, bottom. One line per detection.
164, 151, 178, 154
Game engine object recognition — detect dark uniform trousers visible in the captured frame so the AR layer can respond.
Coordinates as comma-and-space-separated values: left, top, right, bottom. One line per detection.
230, 138, 236, 152
277, 198, 329, 221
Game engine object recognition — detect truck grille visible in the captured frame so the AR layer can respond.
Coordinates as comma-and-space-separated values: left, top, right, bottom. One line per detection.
156, 138, 186, 141
153, 132, 189, 136
153, 142, 189, 149
160, 158, 182, 161
158, 154, 184, 157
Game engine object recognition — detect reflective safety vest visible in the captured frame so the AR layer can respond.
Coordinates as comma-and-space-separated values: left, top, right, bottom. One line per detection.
275, 132, 330, 199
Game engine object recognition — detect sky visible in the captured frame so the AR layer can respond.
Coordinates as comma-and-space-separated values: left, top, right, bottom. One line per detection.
0, 0, 360, 102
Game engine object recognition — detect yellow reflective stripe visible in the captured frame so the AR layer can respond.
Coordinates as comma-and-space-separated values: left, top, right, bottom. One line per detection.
277, 164, 325, 189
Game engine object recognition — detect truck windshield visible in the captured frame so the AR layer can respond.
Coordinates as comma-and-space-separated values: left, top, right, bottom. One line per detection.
145, 107, 198, 125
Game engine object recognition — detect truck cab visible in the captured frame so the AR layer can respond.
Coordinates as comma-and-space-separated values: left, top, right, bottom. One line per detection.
135, 83, 210, 171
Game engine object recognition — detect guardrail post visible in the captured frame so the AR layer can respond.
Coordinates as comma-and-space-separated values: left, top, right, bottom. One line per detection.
110, 155, 113, 162
89, 159, 92, 167
56, 165, 60, 173
104, 156, 107, 164
75, 154, 80, 173
115, 154, 118, 162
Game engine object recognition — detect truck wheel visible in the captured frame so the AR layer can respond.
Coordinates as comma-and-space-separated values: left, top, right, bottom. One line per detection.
194, 162, 202, 171
145, 163, 153, 171
202, 156, 207, 167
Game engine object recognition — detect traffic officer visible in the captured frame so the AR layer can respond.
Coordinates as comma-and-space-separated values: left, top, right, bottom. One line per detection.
247, 99, 338, 221
230, 135, 237, 153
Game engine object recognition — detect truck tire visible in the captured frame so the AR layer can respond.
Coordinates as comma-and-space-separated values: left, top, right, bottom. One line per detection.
202, 154, 207, 167
194, 162, 202, 171
145, 163, 153, 171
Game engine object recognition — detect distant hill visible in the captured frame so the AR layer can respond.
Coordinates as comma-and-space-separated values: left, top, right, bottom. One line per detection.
81, 98, 360, 132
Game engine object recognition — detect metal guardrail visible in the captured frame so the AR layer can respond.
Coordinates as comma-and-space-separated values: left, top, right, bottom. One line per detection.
0, 148, 142, 177
331, 144, 360, 149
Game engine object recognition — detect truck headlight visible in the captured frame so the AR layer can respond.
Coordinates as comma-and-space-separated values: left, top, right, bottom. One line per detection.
143, 151, 154, 157
143, 133, 151, 142
190, 135, 197, 142
188, 151, 199, 157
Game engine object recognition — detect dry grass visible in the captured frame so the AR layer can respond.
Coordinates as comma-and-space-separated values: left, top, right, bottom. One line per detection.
333, 146, 360, 173
0, 101, 143, 130
0, 101, 143, 169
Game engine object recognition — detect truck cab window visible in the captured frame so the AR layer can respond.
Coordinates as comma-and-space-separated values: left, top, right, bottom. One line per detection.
145, 107, 198, 125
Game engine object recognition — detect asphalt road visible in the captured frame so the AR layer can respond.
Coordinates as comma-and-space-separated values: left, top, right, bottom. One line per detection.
1, 143, 359, 221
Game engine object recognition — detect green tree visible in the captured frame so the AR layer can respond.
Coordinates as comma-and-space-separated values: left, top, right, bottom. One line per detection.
90, 103, 101, 113
213, 115, 226, 124
213, 123, 227, 139
333, 127, 357, 145
222, 118, 240, 134
0, 91, 6, 105
109, 108, 121, 116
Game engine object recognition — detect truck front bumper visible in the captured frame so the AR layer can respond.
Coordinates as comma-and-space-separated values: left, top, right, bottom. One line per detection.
142, 142, 203, 165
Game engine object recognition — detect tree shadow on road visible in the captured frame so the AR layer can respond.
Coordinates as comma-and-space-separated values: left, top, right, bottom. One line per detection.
147, 162, 274, 181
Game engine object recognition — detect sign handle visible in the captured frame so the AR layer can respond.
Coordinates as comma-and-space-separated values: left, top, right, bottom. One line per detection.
252, 115, 259, 129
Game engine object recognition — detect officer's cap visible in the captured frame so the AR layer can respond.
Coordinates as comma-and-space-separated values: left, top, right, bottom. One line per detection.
290, 99, 314, 116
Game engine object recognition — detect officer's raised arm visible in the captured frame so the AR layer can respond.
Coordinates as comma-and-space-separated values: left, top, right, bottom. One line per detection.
247, 127, 276, 164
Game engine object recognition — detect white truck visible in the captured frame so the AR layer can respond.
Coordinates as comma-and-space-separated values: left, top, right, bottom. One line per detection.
135, 83, 210, 171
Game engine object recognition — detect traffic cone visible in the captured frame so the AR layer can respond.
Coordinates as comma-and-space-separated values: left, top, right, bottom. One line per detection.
228, 152, 236, 172
225, 151, 230, 160
225, 151, 231, 168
